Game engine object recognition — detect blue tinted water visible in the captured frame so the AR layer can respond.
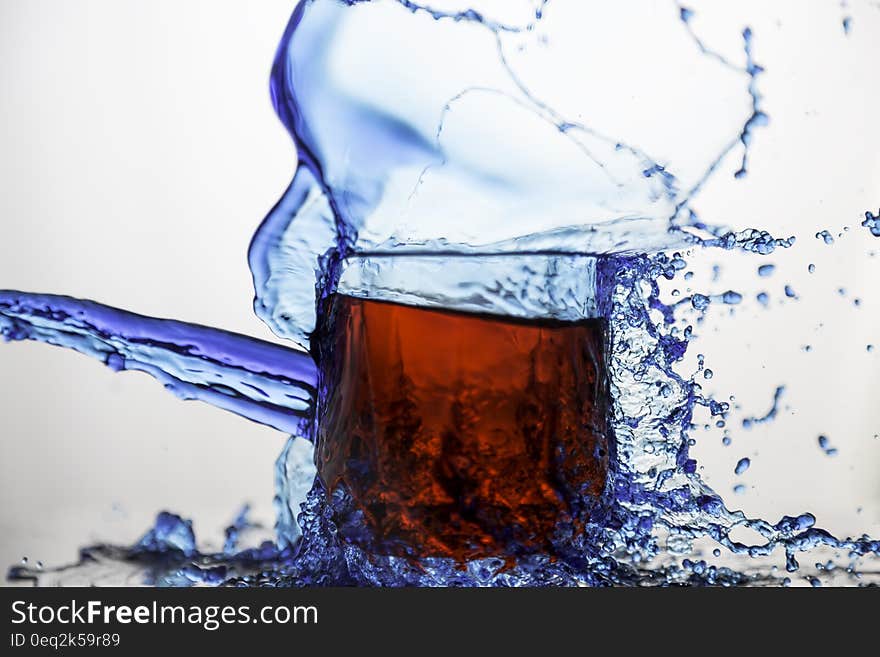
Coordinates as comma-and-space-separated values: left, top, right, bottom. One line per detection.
3, 0, 879, 586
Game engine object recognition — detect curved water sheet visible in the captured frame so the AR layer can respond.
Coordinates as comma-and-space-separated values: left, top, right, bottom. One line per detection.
253, 0, 760, 346
5, 0, 880, 586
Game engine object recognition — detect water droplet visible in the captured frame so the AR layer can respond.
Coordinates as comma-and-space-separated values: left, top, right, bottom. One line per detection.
862, 209, 880, 237
722, 291, 743, 305
815, 230, 835, 245
691, 294, 711, 310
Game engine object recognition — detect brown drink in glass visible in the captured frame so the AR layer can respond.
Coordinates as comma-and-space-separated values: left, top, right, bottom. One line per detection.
312, 257, 609, 563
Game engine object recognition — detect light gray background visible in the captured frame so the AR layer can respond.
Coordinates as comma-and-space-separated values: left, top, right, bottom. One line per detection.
0, 0, 297, 572
0, 0, 878, 577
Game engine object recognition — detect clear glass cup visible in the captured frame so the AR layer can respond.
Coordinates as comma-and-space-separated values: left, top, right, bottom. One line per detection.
291, 254, 611, 567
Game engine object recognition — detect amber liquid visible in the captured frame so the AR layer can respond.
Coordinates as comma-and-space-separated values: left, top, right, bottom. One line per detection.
314, 295, 609, 562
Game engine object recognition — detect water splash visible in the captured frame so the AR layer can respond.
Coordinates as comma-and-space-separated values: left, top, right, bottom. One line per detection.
816, 230, 836, 245
862, 209, 880, 237
0, 291, 316, 435
677, 8, 767, 182
257, 0, 763, 347
734, 27, 767, 180
741, 385, 785, 429
4, 1, 879, 587
9, 252, 880, 587
133, 512, 197, 558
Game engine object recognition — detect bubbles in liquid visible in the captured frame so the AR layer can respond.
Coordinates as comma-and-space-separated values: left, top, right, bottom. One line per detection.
3, 0, 880, 586
315, 295, 609, 564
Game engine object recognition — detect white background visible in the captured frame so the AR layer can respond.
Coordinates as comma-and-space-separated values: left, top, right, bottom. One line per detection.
0, 0, 297, 572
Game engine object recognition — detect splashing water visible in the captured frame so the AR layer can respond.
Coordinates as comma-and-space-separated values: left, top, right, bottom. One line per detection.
3, 0, 879, 586
863, 210, 880, 237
